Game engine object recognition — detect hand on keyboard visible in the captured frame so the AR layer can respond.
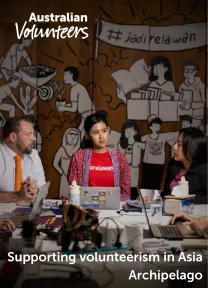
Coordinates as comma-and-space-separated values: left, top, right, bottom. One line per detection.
169, 212, 192, 226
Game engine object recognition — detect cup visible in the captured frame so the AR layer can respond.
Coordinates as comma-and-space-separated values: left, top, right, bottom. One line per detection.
149, 201, 162, 225
126, 223, 143, 249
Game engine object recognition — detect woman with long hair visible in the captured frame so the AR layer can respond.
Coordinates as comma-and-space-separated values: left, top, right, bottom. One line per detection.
149, 56, 175, 93
67, 112, 131, 200
161, 127, 207, 204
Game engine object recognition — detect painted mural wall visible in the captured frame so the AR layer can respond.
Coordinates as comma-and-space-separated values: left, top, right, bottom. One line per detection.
0, 0, 207, 198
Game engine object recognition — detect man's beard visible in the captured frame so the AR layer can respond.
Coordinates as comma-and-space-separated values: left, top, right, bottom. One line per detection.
16, 142, 33, 155
23, 147, 33, 154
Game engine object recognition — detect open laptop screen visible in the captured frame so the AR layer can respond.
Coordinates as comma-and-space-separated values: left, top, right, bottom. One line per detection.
29, 182, 50, 221
79, 186, 120, 210
137, 187, 154, 236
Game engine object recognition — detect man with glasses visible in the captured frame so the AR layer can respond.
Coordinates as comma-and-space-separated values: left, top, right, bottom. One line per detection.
179, 60, 205, 128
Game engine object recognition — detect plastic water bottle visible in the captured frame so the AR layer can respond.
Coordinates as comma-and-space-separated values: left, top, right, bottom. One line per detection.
179, 176, 189, 196
150, 190, 162, 224
68, 180, 80, 205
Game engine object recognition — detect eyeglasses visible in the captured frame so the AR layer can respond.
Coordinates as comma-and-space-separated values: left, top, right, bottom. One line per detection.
184, 69, 195, 74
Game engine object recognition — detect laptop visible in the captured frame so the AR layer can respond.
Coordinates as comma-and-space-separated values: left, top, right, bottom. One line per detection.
10, 181, 50, 227
138, 188, 201, 239
79, 187, 120, 210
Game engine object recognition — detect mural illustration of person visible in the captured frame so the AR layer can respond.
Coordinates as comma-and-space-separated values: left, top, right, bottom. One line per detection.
0, 114, 4, 141
0, 113, 5, 129
53, 128, 81, 197
0, 36, 32, 81
141, 114, 178, 190
115, 56, 175, 105
179, 114, 193, 129
118, 121, 145, 187
0, 72, 27, 123
107, 127, 121, 149
32, 121, 42, 154
147, 56, 175, 93
56, 66, 95, 140
179, 60, 205, 128
23, 115, 43, 153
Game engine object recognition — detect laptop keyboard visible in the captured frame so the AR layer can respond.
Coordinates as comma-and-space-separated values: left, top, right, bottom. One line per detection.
158, 225, 183, 237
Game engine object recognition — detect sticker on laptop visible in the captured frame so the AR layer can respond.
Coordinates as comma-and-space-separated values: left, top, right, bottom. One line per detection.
99, 191, 107, 197
99, 200, 106, 205
92, 201, 99, 205
99, 196, 105, 201
92, 195, 99, 202
81, 191, 88, 196
82, 204, 100, 208
107, 191, 112, 196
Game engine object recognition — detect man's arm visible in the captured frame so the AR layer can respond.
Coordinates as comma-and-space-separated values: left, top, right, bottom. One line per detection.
0, 191, 16, 203
0, 152, 13, 203
0, 149, 37, 203
0, 179, 37, 203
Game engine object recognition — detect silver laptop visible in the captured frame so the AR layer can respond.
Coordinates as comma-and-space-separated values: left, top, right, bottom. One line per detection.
11, 181, 50, 227
80, 187, 120, 210
138, 188, 200, 239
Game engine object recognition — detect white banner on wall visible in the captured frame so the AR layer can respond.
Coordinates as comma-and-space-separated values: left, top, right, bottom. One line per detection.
96, 18, 207, 55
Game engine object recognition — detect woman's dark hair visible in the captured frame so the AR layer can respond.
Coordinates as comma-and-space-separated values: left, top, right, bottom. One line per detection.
84, 112, 108, 148
149, 56, 173, 82
179, 127, 207, 164
120, 121, 141, 149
